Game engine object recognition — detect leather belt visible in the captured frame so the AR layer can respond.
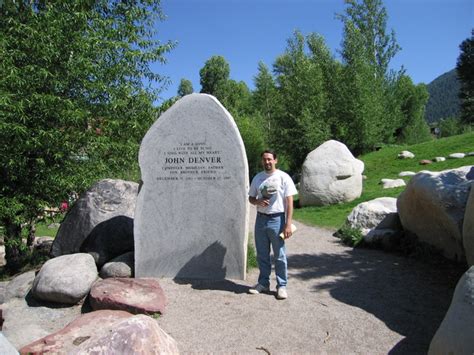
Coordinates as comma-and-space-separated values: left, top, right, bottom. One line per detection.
257, 212, 285, 217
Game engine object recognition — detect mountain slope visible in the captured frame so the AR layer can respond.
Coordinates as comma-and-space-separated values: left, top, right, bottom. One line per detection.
425, 69, 461, 123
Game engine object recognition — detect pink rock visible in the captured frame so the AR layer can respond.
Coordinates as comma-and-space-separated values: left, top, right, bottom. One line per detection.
77, 314, 179, 354
419, 159, 433, 165
19, 310, 179, 354
19, 310, 133, 353
89, 277, 166, 315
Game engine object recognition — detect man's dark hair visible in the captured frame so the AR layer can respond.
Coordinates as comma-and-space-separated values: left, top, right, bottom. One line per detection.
261, 149, 277, 159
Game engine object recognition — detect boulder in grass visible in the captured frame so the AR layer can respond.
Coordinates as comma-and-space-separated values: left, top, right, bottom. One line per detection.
399, 171, 416, 177
90, 278, 166, 315
398, 150, 415, 159
380, 178, 406, 189
448, 153, 465, 159
434, 157, 446, 162
52, 179, 138, 257
428, 266, 474, 355
100, 251, 134, 278
419, 159, 433, 165
19, 310, 179, 354
345, 197, 401, 246
32, 253, 98, 304
397, 166, 474, 263
299, 140, 364, 206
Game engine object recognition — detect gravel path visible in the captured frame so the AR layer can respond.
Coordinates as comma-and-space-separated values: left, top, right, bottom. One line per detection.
157, 205, 464, 354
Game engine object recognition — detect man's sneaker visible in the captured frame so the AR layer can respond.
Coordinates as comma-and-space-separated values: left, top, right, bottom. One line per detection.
276, 287, 288, 300
249, 284, 269, 294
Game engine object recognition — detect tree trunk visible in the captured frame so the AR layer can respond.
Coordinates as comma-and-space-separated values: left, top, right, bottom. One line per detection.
4, 220, 25, 273
27, 220, 36, 247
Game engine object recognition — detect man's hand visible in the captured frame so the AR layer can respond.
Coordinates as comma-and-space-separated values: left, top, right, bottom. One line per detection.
249, 196, 270, 207
257, 198, 270, 207
283, 223, 293, 239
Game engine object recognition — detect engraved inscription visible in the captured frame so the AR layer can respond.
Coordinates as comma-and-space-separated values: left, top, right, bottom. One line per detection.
157, 141, 230, 182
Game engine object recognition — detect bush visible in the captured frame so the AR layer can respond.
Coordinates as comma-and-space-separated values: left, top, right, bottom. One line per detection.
438, 117, 464, 137
335, 225, 364, 247
247, 239, 258, 271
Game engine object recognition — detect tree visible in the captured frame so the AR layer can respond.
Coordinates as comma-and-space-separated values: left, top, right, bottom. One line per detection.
456, 29, 474, 124
220, 80, 252, 117
0, 0, 174, 271
336, 0, 401, 154
199, 55, 230, 99
177, 78, 193, 97
337, 0, 400, 79
252, 61, 281, 133
273, 31, 331, 171
392, 75, 431, 144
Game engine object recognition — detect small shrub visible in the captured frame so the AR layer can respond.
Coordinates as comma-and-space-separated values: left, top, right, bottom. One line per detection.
335, 225, 364, 247
247, 238, 258, 271
438, 117, 464, 137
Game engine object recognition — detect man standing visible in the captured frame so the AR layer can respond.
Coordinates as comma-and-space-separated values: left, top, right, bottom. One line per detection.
248, 150, 297, 299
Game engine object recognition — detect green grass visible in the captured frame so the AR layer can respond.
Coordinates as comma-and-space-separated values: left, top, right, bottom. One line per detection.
247, 234, 258, 270
35, 220, 60, 238
293, 132, 474, 229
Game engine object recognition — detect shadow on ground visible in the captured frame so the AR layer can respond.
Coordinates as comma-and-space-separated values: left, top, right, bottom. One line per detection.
288, 243, 466, 354
173, 278, 251, 294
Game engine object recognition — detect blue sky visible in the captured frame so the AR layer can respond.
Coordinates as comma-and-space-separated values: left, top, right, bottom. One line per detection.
154, 0, 473, 102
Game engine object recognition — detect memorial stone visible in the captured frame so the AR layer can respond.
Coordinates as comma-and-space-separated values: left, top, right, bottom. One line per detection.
134, 94, 249, 280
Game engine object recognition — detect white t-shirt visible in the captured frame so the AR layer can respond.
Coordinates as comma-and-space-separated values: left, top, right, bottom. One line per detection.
249, 169, 297, 214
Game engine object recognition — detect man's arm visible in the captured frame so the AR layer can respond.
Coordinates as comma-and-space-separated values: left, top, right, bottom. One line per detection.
283, 195, 294, 239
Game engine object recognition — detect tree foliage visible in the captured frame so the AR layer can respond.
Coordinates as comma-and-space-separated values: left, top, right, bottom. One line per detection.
272, 31, 331, 170
177, 78, 194, 97
393, 76, 431, 144
337, 0, 400, 79
0, 0, 173, 271
335, 0, 404, 154
456, 29, 474, 124
199, 55, 230, 98
252, 61, 281, 134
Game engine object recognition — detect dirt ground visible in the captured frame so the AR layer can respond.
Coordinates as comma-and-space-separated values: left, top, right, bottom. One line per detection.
157, 205, 465, 354
1, 205, 465, 353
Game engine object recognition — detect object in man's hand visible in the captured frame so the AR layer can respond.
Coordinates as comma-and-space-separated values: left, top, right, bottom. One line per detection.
280, 224, 297, 239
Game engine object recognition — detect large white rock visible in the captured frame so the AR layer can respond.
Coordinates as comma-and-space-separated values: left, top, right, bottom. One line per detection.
399, 171, 416, 177
345, 197, 401, 244
397, 166, 474, 262
299, 140, 364, 206
380, 178, 406, 189
398, 150, 415, 159
463, 181, 474, 266
449, 153, 466, 159
51, 179, 138, 257
428, 266, 474, 355
32, 253, 98, 304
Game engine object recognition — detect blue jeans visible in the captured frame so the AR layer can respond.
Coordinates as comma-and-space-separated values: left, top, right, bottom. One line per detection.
254, 213, 287, 288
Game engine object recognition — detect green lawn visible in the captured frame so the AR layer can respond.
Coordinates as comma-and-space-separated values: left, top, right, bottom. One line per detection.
35, 221, 60, 238
293, 132, 474, 229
